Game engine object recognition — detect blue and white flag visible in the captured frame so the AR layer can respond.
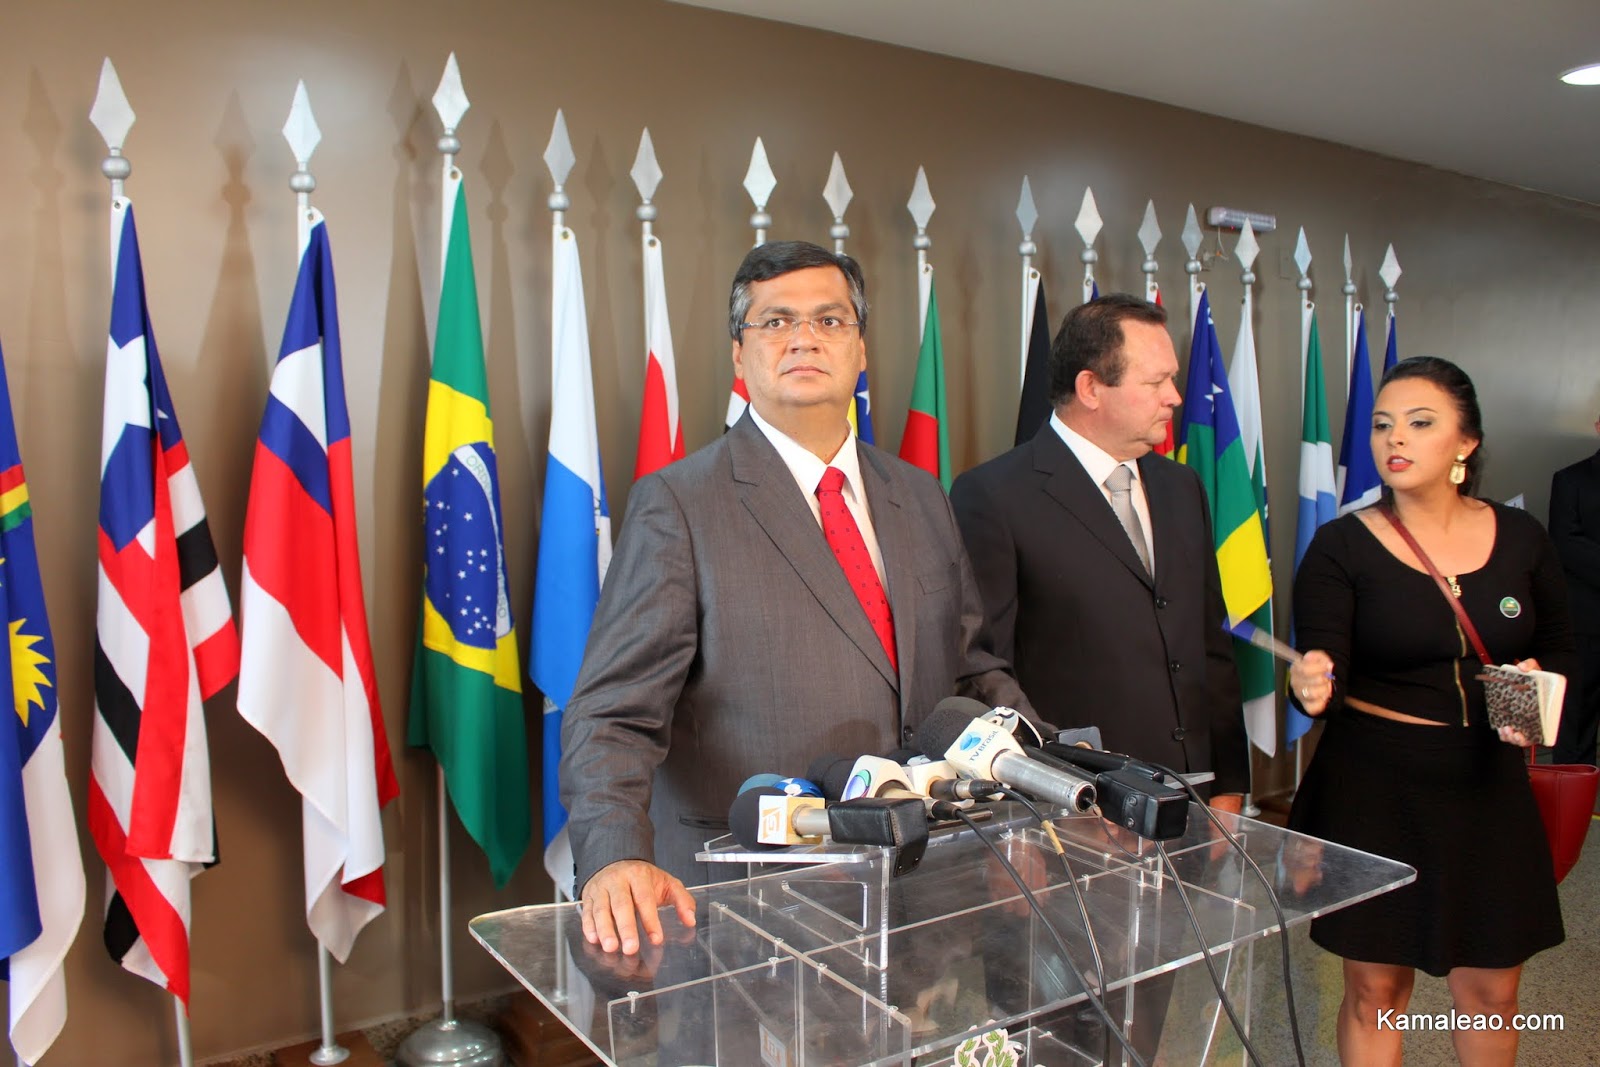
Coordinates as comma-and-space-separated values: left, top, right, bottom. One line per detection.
1336, 310, 1382, 515
530, 221, 610, 898
1288, 309, 1337, 746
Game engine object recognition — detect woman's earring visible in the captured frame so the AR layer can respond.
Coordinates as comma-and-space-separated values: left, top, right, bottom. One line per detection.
1449, 453, 1467, 486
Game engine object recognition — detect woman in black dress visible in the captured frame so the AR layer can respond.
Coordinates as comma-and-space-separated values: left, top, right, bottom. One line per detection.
1287, 356, 1573, 1066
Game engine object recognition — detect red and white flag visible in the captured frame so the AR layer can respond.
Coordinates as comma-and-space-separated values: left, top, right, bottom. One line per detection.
633, 228, 683, 478
89, 201, 239, 1007
238, 217, 397, 962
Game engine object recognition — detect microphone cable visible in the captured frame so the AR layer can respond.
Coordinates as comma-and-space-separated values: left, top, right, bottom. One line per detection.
947, 802, 1148, 1067
1142, 762, 1307, 1067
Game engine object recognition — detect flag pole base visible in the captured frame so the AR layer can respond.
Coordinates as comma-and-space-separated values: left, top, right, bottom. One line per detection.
394, 1018, 503, 1067
309, 1043, 350, 1065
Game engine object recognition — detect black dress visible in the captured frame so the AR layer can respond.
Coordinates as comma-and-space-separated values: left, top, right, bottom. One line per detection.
1287, 504, 1574, 976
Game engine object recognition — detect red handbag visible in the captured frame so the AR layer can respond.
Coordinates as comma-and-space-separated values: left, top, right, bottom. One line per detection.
1382, 506, 1598, 883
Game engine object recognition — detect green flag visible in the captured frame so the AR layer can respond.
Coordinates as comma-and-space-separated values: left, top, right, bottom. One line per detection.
408, 182, 530, 887
898, 272, 950, 489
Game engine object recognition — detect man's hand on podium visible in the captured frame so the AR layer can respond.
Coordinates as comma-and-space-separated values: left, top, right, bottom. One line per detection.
580, 859, 697, 956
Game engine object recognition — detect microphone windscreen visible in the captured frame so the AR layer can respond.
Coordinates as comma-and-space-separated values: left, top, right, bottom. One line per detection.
774, 776, 823, 797
818, 759, 858, 802
728, 786, 784, 850
806, 754, 845, 785
738, 772, 786, 795
916, 700, 988, 759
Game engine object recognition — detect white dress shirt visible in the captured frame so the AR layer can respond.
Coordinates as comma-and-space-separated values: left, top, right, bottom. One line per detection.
1051, 412, 1156, 574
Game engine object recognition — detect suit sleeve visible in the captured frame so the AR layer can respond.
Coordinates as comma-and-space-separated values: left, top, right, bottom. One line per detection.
947, 471, 1040, 724
1549, 468, 1600, 594
559, 474, 700, 894
1194, 485, 1249, 794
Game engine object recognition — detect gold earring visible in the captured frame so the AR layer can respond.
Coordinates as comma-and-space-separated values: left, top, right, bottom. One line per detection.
1449, 453, 1467, 486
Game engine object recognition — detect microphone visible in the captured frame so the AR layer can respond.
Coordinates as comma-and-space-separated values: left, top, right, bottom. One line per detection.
916, 697, 1097, 814
727, 786, 931, 874
1033, 742, 1189, 840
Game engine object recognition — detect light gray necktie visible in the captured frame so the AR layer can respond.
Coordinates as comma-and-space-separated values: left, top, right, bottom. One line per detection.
1105, 464, 1152, 576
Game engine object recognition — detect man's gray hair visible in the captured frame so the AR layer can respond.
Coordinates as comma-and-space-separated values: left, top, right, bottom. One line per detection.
728, 240, 869, 341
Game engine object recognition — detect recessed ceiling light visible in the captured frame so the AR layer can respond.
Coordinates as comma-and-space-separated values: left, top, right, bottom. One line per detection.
1561, 63, 1600, 85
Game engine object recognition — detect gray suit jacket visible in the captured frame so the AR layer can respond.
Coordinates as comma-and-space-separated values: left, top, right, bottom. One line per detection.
559, 414, 1029, 892
950, 428, 1249, 793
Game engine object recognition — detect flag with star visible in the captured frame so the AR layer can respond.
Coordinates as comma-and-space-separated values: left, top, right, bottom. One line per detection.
0, 338, 84, 1065
1288, 309, 1337, 746
1178, 291, 1272, 752
89, 201, 239, 1008
239, 218, 399, 961
407, 180, 530, 888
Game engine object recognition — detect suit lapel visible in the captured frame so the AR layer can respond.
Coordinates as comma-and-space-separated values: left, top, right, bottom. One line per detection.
1036, 431, 1154, 589
729, 417, 899, 690
860, 446, 913, 696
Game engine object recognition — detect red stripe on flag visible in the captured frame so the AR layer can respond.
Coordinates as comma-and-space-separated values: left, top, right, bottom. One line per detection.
1155, 421, 1175, 458
898, 410, 940, 480
243, 442, 342, 674
193, 624, 241, 703
0, 462, 24, 495
342, 867, 387, 908
118, 439, 194, 860
87, 778, 192, 1005
634, 353, 685, 480
328, 439, 398, 806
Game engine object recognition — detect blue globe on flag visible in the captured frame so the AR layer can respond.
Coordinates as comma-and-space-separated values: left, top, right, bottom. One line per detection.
423, 442, 511, 650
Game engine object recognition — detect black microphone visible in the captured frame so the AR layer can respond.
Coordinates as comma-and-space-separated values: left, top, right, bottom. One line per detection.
1033, 742, 1189, 840
727, 787, 932, 875
915, 697, 1096, 813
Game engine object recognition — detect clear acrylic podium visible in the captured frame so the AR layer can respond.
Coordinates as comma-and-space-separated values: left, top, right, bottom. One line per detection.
470, 805, 1413, 1066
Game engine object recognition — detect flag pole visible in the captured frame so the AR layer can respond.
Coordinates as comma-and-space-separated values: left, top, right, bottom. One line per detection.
1342, 235, 1356, 384
1016, 177, 1038, 390
1380, 244, 1402, 374
1234, 221, 1265, 818
1075, 188, 1101, 305
395, 52, 504, 1067
1182, 204, 1204, 346
824, 151, 851, 254
909, 166, 934, 332
282, 78, 354, 1067
745, 137, 774, 248
91, 57, 195, 1067
1137, 200, 1161, 306
1293, 229, 1314, 791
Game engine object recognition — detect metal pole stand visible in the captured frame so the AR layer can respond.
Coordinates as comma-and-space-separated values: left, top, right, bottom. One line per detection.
394, 1018, 503, 1067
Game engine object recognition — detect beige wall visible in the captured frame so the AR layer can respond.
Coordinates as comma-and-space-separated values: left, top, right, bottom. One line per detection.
4, 1, 1598, 1061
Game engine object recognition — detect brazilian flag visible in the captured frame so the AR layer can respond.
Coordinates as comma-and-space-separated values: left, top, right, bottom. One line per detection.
409, 181, 529, 887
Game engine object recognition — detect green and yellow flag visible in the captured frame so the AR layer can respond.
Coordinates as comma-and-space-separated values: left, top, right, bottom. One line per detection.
1179, 291, 1273, 753
408, 182, 530, 887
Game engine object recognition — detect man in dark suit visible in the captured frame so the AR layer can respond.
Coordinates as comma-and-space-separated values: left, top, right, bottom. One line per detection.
951, 293, 1247, 806
560, 241, 1030, 956
1550, 413, 1600, 765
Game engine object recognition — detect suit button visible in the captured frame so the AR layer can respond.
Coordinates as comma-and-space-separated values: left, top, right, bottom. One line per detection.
1171, 727, 1188, 741
1169, 660, 1181, 673
902, 726, 914, 743
1155, 597, 1169, 609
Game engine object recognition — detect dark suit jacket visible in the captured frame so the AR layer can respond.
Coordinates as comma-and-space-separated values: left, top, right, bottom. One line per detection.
1550, 447, 1600, 637
950, 428, 1248, 793
559, 414, 1030, 892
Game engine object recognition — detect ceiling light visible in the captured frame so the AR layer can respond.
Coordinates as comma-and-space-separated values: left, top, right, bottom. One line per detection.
1560, 63, 1600, 85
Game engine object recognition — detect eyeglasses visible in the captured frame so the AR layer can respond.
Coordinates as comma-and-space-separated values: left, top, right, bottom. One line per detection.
738, 315, 861, 342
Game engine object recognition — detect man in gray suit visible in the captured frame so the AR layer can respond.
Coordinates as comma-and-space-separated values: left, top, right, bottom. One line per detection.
560, 241, 1030, 956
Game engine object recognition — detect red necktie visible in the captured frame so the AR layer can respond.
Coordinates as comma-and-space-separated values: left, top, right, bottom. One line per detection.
816, 466, 898, 671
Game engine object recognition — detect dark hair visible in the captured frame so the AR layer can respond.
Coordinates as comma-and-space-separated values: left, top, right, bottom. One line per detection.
1048, 294, 1167, 406
728, 241, 869, 340
1378, 355, 1486, 496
